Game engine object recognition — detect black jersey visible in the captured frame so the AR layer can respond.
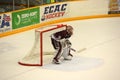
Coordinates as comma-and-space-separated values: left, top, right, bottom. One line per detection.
53, 30, 71, 40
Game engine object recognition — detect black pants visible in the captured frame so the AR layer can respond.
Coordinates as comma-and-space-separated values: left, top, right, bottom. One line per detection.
51, 38, 62, 59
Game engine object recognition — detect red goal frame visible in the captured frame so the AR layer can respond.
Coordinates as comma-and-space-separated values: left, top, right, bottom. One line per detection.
18, 24, 66, 66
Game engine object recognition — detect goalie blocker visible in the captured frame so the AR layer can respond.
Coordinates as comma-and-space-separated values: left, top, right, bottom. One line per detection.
51, 25, 74, 64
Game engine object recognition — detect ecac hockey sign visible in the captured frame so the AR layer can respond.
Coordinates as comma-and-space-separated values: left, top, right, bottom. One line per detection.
41, 3, 68, 21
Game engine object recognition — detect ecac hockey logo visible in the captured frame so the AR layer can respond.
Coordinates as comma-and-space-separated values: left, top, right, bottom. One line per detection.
41, 3, 67, 21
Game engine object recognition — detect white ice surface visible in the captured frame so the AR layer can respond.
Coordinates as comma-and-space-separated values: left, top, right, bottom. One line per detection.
0, 17, 120, 80
43, 54, 104, 71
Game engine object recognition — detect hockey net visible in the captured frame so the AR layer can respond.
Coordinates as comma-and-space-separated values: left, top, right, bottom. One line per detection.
18, 24, 66, 66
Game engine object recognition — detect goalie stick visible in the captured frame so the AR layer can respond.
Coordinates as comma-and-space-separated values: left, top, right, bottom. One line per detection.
44, 48, 86, 55
70, 48, 86, 53
70, 48, 76, 52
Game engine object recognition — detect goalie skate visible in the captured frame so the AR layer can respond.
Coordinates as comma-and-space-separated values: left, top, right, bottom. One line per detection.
64, 55, 73, 60
52, 58, 61, 64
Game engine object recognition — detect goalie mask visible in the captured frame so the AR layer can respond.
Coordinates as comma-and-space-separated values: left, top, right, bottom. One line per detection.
66, 25, 73, 35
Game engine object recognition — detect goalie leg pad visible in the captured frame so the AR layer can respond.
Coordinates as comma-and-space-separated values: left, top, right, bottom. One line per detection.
62, 47, 73, 60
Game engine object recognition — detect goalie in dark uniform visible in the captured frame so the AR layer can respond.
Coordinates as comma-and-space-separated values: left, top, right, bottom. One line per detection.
51, 25, 73, 64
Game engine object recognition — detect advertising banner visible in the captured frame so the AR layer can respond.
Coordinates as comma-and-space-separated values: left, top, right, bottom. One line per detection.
40, 2, 69, 22
108, 0, 120, 14
0, 13, 12, 33
12, 7, 40, 29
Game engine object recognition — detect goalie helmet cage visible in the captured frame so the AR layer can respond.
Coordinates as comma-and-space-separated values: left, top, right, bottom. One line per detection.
18, 24, 66, 66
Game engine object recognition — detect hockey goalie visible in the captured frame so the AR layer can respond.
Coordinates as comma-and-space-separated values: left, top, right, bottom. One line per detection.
51, 25, 74, 64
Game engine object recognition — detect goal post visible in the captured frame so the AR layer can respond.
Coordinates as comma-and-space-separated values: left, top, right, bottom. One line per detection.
18, 24, 66, 66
